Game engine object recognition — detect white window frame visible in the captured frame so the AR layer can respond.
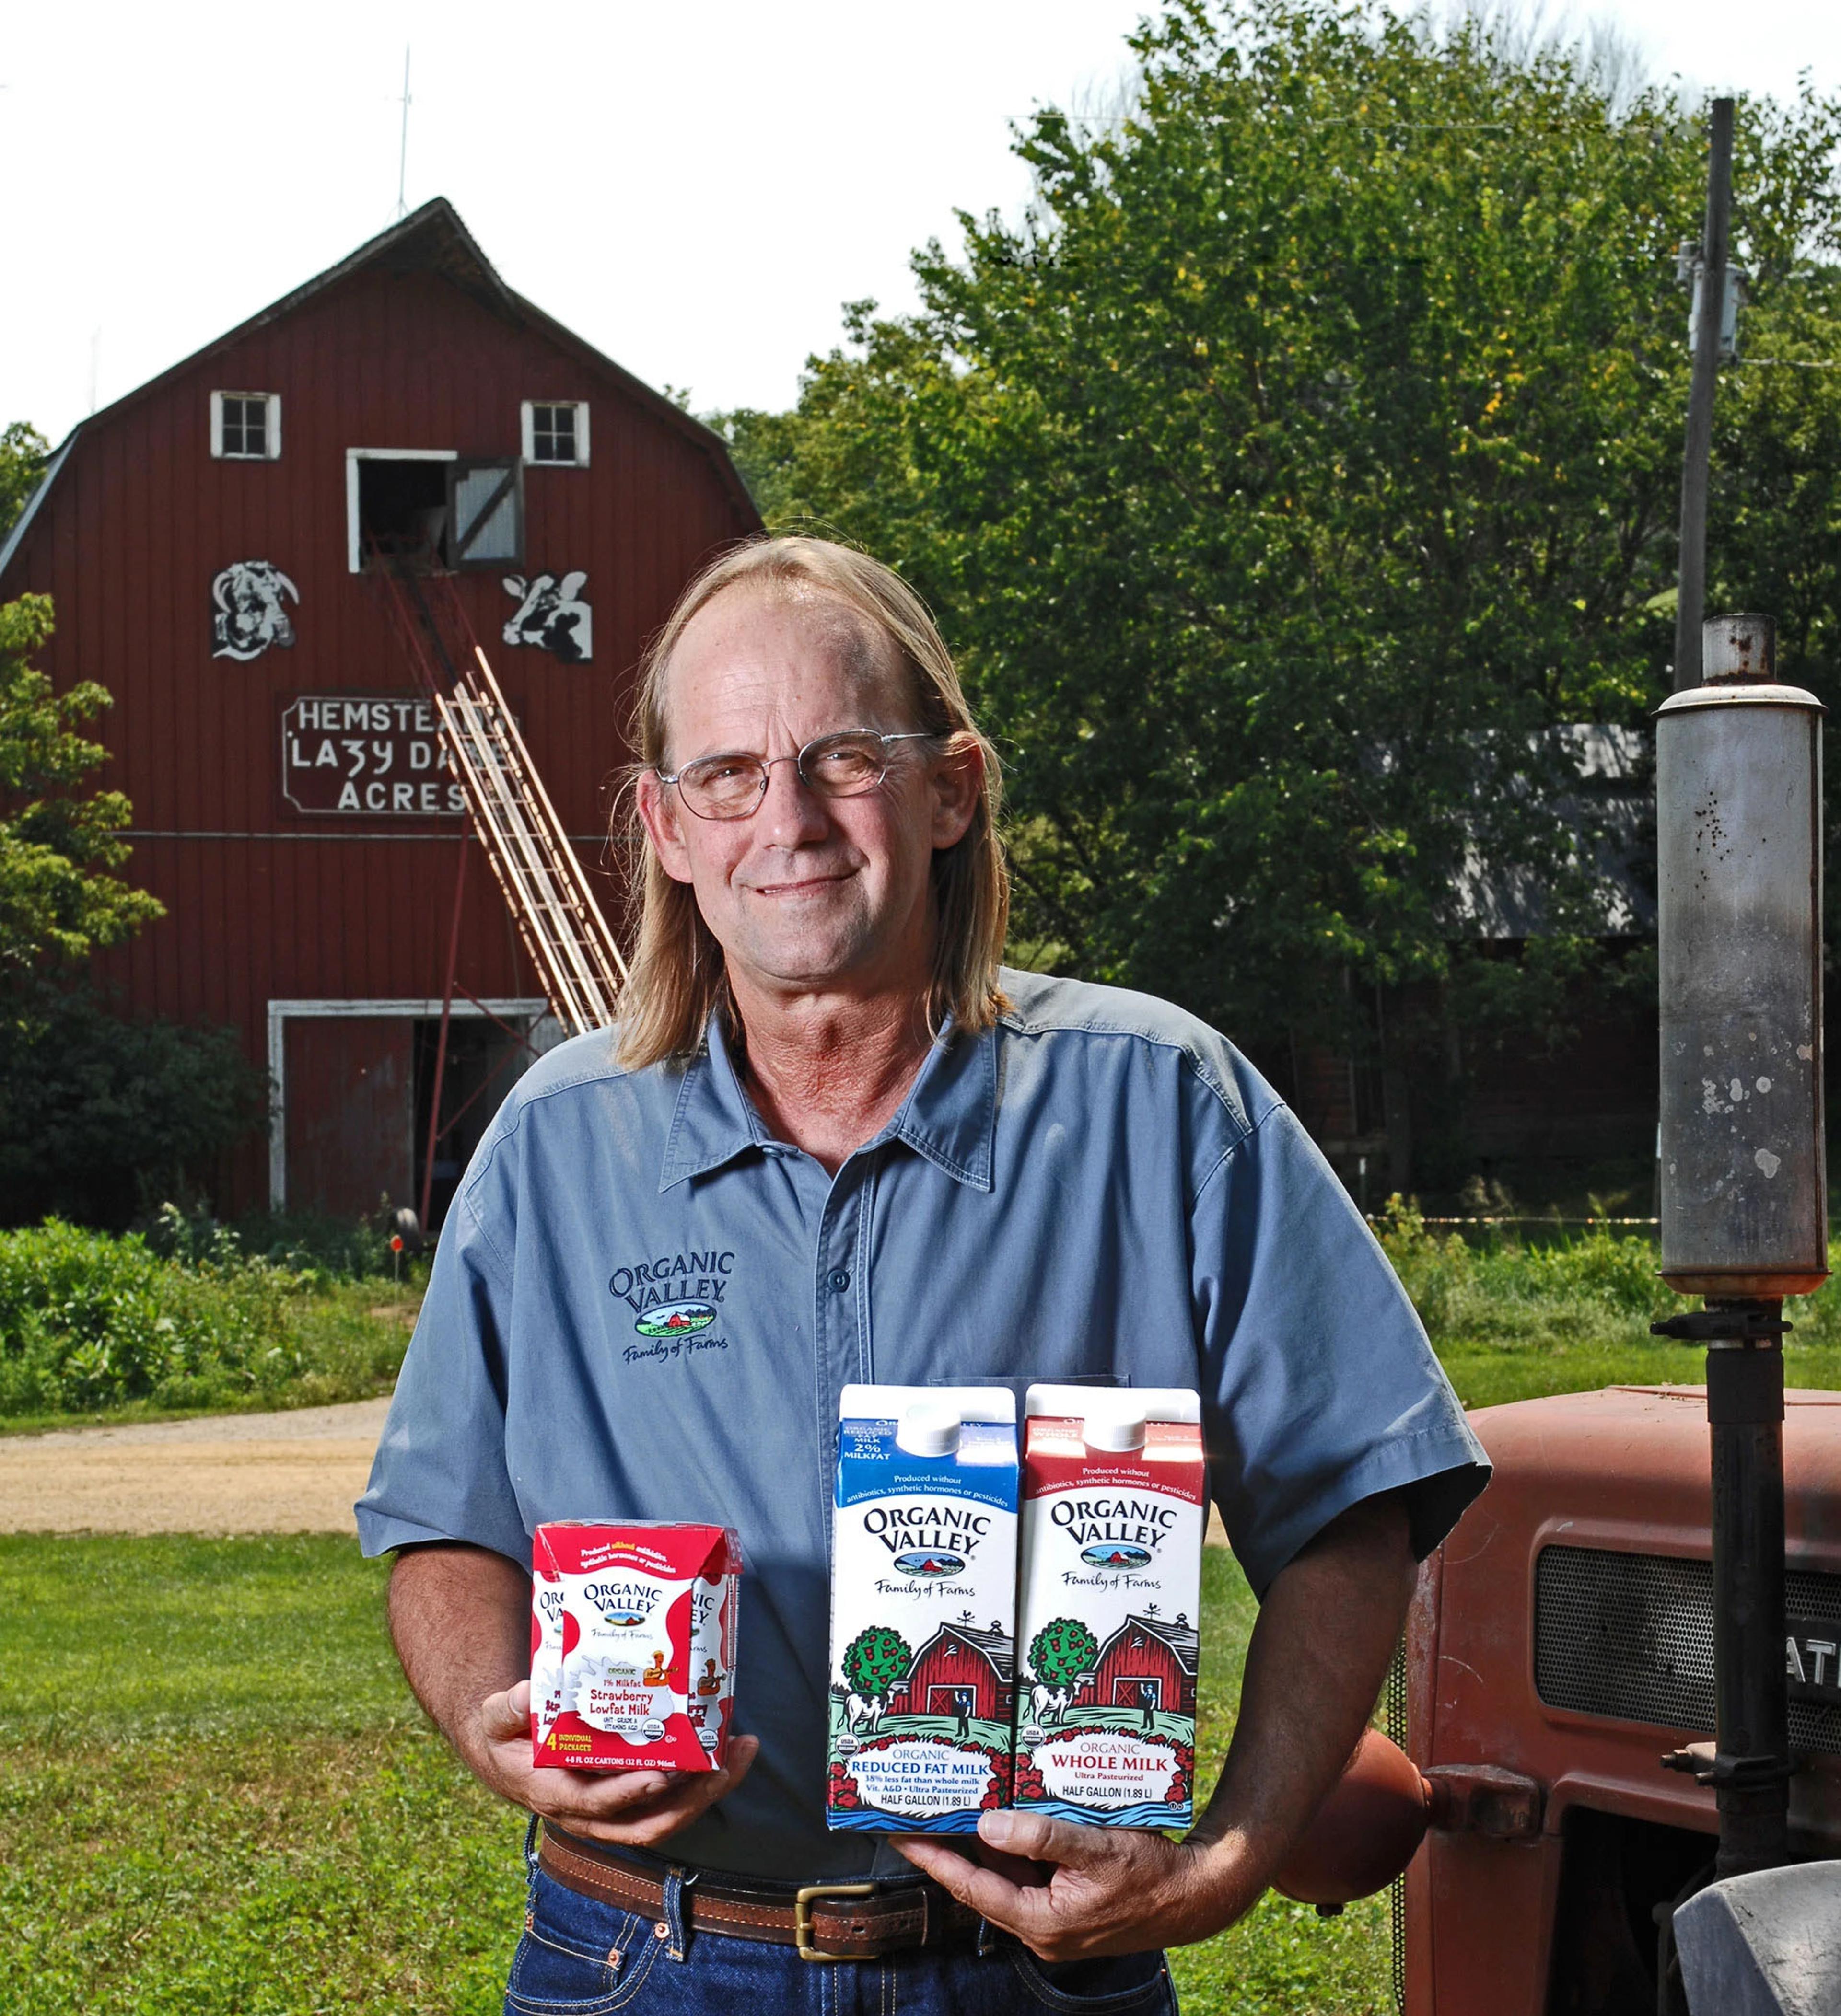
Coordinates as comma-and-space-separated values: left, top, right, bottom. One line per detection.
266, 996, 551, 1209
211, 390, 282, 461
345, 447, 459, 573
521, 399, 590, 467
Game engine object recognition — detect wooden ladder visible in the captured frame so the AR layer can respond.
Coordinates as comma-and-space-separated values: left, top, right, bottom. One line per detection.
373, 556, 627, 1036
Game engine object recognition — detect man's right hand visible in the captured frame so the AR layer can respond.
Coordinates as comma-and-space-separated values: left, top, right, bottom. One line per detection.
465, 1679, 760, 1848
386, 1541, 758, 1852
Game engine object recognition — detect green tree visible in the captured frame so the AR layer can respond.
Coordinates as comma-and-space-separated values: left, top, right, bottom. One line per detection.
841, 1624, 914, 1698
0, 423, 48, 542
721, 1, 1841, 1094
0, 595, 163, 971
1029, 1616, 1100, 1689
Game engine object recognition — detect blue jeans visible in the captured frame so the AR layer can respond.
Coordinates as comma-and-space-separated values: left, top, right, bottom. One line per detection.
503, 1861, 1178, 2015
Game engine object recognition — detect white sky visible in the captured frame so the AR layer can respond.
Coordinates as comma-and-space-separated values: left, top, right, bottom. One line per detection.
3, 0, 1838, 447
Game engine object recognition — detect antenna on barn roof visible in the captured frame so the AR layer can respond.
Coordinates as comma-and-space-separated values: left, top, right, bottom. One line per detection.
395, 47, 412, 221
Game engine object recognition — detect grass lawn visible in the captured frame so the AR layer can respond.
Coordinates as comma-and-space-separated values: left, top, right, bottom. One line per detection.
0, 1536, 1385, 2016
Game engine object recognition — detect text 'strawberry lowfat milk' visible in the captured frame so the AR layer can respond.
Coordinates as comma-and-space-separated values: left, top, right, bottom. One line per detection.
827, 1385, 1018, 1832
1014, 1385, 1204, 1827
530, 1521, 741, 1773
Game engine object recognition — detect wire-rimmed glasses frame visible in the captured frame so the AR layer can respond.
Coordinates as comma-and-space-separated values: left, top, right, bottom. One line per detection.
656, 729, 940, 822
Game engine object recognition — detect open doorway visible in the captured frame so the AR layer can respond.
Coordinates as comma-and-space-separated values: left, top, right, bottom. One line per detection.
346, 449, 456, 571
411, 1013, 537, 1230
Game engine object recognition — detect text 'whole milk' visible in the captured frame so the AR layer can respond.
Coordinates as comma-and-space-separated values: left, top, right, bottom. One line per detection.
1014, 1386, 1204, 1826
827, 1385, 1018, 1831
531, 1520, 741, 1772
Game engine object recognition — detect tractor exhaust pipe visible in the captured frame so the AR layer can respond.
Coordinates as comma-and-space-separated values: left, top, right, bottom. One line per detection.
1652, 613, 1820, 1878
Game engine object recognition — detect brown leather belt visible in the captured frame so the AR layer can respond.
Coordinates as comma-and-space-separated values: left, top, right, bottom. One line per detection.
536, 1823, 985, 1961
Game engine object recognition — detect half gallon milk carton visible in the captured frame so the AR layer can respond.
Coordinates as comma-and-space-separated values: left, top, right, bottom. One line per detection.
531, 1520, 741, 1773
1014, 1386, 1204, 1827
827, 1385, 1019, 1832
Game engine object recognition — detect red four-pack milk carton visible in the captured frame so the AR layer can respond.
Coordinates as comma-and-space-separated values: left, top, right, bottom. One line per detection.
531, 1520, 741, 1772
1013, 1386, 1204, 1827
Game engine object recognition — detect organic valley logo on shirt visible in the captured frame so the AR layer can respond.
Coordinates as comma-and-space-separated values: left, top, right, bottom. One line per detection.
609, 1250, 735, 1334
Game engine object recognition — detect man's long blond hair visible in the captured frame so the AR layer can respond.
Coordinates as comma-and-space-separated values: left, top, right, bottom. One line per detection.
615, 538, 1009, 1071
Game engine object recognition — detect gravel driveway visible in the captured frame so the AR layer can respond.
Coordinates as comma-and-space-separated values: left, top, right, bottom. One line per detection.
0, 1397, 392, 1535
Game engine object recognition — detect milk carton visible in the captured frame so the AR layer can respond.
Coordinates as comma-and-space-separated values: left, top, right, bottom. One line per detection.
1013, 1386, 1204, 1827
531, 1520, 741, 1773
827, 1385, 1019, 1832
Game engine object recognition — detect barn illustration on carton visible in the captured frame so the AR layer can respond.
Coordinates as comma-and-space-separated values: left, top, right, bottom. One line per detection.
1079, 1613, 1200, 1717
0, 199, 758, 1223
888, 1620, 1014, 1723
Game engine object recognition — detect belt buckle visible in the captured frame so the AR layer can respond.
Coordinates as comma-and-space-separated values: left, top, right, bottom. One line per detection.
794, 1880, 879, 1961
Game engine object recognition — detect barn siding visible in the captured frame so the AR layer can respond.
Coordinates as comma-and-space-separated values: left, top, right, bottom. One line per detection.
0, 209, 757, 1212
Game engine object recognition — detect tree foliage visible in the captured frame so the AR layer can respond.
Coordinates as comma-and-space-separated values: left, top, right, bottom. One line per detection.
841, 1623, 914, 1698
0, 423, 48, 544
1029, 1615, 1100, 1688
0, 595, 163, 972
721, 0, 1841, 1057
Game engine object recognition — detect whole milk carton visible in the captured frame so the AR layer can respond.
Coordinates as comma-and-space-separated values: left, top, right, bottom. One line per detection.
1014, 1386, 1205, 1827
827, 1385, 1018, 1831
530, 1520, 741, 1772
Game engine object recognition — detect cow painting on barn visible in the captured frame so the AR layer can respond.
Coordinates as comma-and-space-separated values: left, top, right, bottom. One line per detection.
211, 560, 298, 660
502, 570, 591, 662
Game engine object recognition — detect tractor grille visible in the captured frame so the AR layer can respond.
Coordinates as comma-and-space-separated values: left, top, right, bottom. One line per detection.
1534, 1545, 1841, 1756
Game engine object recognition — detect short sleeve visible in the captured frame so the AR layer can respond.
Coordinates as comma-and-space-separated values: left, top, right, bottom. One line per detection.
354, 1163, 530, 1566
1193, 1099, 1489, 1597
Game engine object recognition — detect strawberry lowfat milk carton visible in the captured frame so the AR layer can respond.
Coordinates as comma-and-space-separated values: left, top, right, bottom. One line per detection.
827, 1385, 1018, 1832
530, 1521, 741, 1772
1013, 1386, 1204, 1827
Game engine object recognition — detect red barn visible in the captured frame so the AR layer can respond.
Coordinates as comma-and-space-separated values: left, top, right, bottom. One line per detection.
889, 1622, 1014, 1722
1084, 1613, 1199, 1716
0, 199, 758, 1222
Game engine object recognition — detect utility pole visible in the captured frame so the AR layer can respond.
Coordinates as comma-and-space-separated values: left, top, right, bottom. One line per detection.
393, 46, 411, 220
1673, 97, 1736, 691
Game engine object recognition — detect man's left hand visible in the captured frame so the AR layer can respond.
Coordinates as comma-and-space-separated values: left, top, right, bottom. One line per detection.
896, 1811, 1253, 1960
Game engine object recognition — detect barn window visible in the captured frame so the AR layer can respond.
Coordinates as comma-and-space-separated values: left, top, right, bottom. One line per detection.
211, 391, 280, 460
522, 400, 589, 467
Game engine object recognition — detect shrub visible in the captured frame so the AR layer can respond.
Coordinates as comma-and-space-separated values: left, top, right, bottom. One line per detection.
0, 1217, 306, 1415
0, 982, 269, 1228
1373, 1194, 1841, 1356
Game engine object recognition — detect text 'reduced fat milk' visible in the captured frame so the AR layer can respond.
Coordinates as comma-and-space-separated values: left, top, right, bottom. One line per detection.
827, 1385, 1019, 1832
1014, 1386, 1205, 1827
530, 1521, 741, 1773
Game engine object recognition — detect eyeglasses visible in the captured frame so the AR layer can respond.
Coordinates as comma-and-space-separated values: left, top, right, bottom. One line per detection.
657, 729, 937, 821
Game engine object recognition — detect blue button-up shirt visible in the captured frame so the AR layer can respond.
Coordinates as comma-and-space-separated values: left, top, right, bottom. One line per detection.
358, 970, 1486, 1878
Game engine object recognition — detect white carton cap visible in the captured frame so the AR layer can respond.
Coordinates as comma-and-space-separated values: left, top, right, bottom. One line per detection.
1083, 1402, 1148, 1452
839, 1383, 1015, 1424
897, 1401, 963, 1457
1025, 1383, 1202, 1425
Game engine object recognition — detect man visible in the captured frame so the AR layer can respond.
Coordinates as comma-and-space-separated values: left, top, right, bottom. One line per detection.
358, 536, 1488, 2012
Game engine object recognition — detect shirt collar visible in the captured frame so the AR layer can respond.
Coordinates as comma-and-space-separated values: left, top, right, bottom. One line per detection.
658, 1009, 997, 1193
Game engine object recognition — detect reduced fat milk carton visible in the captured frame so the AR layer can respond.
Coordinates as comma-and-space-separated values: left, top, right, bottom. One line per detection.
827, 1385, 1018, 1832
531, 1520, 741, 1773
1014, 1386, 1204, 1827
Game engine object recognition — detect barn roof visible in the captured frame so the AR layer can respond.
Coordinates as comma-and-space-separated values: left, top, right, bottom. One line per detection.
0, 196, 757, 572
1111, 1613, 1200, 1677
917, 1621, 1015, 1683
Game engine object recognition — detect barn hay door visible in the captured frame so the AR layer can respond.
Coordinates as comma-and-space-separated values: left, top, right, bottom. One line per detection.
284, 1018, 414, 1218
